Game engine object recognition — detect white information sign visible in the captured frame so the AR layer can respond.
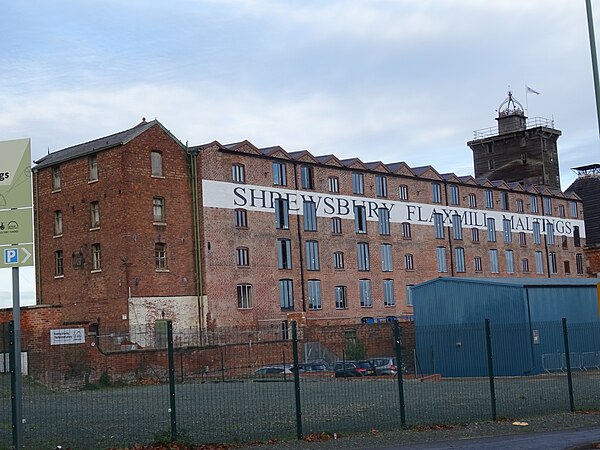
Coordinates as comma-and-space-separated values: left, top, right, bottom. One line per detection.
50, 328, 86, 346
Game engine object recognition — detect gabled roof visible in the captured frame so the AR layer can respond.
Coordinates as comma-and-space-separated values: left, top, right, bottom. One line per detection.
259, 146, 291, 160
223, 140, 261, 155
340, 158, 368, 170
34, 120, 185, 170
507, 182, 525, 192
387, 162, 415, 177
411, 165, 442, 180
314, 154, 344, 167
441, 173, 461, 183
491, 180, 509, 189
475, 178, 494, 187
364, 161, 390, 173
458, 175, 477, 185
288, 150, 319, 164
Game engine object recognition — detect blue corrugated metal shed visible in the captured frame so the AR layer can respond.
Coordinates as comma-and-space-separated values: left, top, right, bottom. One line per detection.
412, 277, 600, 377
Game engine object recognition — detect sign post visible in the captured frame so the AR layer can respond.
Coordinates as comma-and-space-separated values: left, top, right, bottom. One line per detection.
0, 138, 33, 449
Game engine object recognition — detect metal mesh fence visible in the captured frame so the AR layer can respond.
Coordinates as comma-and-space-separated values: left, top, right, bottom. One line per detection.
2, 319, 600, 449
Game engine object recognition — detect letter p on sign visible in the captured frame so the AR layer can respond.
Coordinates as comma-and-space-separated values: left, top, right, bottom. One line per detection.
4, 248, 18, 264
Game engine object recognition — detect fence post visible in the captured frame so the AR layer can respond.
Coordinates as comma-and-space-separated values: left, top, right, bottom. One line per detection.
393, 322, 406, 428
562, 318, 575, 412
9, 320, 24, 449
167, 320, 178, 442
484, 319, 497, 421
291, 321, 303, 440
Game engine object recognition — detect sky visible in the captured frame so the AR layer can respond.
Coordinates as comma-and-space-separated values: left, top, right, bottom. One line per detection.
1, 0, 600, 307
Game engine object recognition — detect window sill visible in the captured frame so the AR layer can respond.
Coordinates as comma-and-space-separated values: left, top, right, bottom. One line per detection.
54, 275, 64, 279
308, 307, 322, 311
91, 269, 102, 274
237, 265, 250, 269
360, 305, 373, 308
88, 179, 98, 184
53, 234, 63, 239
89, 227, 100, 231
51, 189, 61, 194
384, 304, 395, 308
155, 269, 170, 273
151, 175, 166, 179
153, 222, 167, 226
237, 307, 253, 310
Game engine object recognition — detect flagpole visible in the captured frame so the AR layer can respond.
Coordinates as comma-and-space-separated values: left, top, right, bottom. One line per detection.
525, 87, 529, 116
585, 0, 600, 139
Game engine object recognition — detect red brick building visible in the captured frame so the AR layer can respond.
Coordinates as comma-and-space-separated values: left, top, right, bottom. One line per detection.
31, 120, 587, 341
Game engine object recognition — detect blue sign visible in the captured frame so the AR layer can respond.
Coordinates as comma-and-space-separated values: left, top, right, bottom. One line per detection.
4, 248, 18, 264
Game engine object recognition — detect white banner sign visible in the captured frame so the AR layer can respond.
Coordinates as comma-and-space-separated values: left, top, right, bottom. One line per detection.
202, 180, 586, 238
50, 328, 86, 346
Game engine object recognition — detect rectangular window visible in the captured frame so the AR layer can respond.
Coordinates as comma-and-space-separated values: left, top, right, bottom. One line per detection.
54, 210, 63, 236
434, 213, 444, 239
455, 247, 466, 273
328, 176, 339, 193
471, 227, 480, 243
88, 155, 98, 181
331, 217, 342, 234
450, 185, 460, 205
274, 198, 289, 229
436, 246, 447, 273
487, 218, 496, 242
406, 285, 414, 306
357, 242, 370, 271
535, 251, 544, 274
399, 185, 409, 201
531, 195, 539, 213
273, 162, 287, 186
352, 172, 364, 194
505, 250, 514, 274
90, 201, 100, 229
452, 214, 463, 240
379, 207, 390, 235
500, 192, 509, 211
485, 189, 493, 208
54, 250, 63, 276
549, 252, 557, 274
474, 256, 483, 272
489, 249, 499, 273
376, 176, 388, 197
558, 204, 565, 218
301, 165, 314, 189
546, 223, 555, 245
359, 279, 372, 307
562, 235, 568, 250
402, 222, 412, 239
543, 197, 553, 215
232, 164, 245, 183
235, 209, 248, 228
381, 243, 393, 272
533, 221, 541, 244
519, 232, 527, 246
564, 260, 571, 274
52, 166, 61, 191
516, 199, 524, 213
151, 151, 163, 177
335, 286, 347, 309
574, 226, 581, 247
277, 238, 292, 269
404, 253, 414, 270
153, 197, 165, 223
354, 205, 367, 233
570, 201, 578, 218
305, 240, 320, 271
155, 243, 167, 270
488, 159, 495, 170
334, 251, 345, 270
522, 258, 530, 273
576, 253, 584, 275
237, 284, 252, 309
236, 247, 249, 267
91, 243, 101, 271
281, 321, 289, 340
502, 218, 512, 243
279, 279, 294, 310
432, 182, 442, 203
307, 280, 322, 310
468, 193, 477, 208
303, 201, 317, 231
383, 279, 395, 306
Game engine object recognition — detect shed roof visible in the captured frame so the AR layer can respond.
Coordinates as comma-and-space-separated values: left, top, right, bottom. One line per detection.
415, 277, 599, 290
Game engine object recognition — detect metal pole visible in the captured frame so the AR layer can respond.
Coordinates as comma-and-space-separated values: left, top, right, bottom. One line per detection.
291, 321, 303, 440
484, 319, 497, 421
585, 0, 600, 139
11, 267, 24, 449
562, 318, 575, 412
167, 320, 178, 441
393, 322, 406, 428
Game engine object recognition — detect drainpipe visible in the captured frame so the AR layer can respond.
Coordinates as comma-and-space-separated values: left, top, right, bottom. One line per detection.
187, 146, 205, 331
293, 163, 307, 312
33, 170, 41, 304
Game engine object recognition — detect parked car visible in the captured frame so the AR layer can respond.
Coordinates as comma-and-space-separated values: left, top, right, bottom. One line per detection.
253, 365, 294, 375
370, 357, 406, 376
334, 360, 376, 377
299, 362, 328, 372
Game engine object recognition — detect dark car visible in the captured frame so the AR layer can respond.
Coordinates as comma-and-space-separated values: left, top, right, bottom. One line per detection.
334, 360, 376, 377
300, 362, 328, 372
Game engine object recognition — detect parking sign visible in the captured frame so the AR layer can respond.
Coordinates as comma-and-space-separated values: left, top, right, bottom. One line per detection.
4, 248, 18, 264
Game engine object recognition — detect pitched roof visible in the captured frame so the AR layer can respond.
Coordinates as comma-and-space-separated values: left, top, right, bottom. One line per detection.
34, 120, 184, 170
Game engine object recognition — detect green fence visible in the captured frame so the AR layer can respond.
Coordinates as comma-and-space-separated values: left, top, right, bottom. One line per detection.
2, 319, 600, 449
